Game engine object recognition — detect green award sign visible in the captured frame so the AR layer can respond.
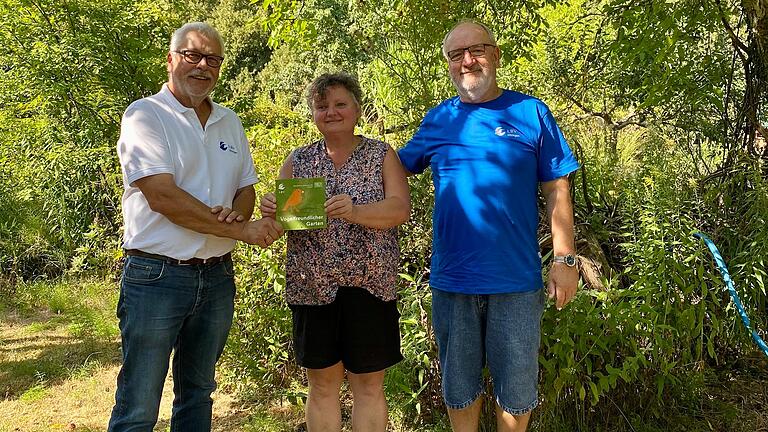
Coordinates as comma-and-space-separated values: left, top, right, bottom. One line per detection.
275, 178, 327, 230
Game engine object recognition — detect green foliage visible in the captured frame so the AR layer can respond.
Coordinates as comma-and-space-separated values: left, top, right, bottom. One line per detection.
2, 0, 767, 429
19, 384, 48, 402
0, 0, 184, 278
208, 0, 273, 110
386, 272, 442, 421
536, 129, 767, 428
222, 245, 299, 396
257, 0, 560, 128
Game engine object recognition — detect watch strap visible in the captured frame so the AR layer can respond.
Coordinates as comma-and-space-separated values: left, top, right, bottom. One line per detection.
553, 254, 577, 267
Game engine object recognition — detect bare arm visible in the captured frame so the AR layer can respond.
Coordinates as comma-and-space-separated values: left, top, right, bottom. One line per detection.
231, 185, 256, 219
134, 174, 282, 246
211, 185, 256, 223
541, 176, 579, 310
325, 146, 411, 229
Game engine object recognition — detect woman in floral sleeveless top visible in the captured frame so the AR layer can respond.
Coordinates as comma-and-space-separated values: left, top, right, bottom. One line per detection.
260, 73, 410, 431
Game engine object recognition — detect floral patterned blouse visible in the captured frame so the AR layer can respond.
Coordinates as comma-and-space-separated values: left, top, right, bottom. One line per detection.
285, 136, 400, 305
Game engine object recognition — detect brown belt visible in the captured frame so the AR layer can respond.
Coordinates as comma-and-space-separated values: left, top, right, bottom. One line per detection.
124, 249, 232, 266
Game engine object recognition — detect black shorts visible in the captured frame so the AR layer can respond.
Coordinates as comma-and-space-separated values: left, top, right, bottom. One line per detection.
289, 286, 403, 374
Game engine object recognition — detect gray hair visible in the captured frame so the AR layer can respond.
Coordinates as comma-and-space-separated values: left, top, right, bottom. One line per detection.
441, 19, 497, 59
170, 22, 225, 55
306, 72, 363, 110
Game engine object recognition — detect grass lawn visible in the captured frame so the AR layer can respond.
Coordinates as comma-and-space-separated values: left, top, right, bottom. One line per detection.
0, 278, 302, 432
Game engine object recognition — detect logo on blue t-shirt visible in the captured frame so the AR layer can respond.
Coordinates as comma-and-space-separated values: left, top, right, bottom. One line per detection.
219, 141, 238, 154
494, 126, 521, 138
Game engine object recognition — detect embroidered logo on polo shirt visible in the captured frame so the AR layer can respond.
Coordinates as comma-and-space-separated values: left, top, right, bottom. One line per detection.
219, 141, 238, 154
494, 126, 521, 138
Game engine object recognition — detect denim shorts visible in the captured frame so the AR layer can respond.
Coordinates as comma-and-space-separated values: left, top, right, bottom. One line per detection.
431, 287, 545, 415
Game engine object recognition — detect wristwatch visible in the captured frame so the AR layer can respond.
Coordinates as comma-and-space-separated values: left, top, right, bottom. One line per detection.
553, 254, 577, 267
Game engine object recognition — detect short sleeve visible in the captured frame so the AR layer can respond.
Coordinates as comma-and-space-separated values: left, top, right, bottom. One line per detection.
237, 120, 258, 189
117, 101, 174, 185
398, 117, 432, 175
537, 103, 580, 182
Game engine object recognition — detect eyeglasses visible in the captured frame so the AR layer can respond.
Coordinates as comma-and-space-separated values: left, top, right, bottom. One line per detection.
447, 43, 496, 63
173, 50, 224, 68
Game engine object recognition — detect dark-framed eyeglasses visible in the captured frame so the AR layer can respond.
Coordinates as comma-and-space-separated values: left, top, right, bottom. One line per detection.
447, 43, 496, 63
173, 49, 224, 68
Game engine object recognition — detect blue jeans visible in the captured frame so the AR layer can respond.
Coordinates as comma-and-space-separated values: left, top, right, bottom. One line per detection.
108, 255, 236, 432
431, 287, 545, 415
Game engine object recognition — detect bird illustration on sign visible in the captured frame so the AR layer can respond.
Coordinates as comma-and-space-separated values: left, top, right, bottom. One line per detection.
281, 188, 306, 213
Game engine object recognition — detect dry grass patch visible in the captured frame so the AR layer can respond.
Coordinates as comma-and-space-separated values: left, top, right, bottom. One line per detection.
0, 303, 299, 432
1, 363, 257, 432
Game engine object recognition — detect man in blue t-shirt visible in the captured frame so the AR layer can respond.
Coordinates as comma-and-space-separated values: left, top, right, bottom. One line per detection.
398, 20, 580, 432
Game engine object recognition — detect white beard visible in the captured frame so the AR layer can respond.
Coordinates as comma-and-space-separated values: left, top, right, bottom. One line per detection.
453, 71, 494, 102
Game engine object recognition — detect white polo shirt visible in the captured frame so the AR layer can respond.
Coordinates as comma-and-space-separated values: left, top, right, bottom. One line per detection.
118, 84, 258, 260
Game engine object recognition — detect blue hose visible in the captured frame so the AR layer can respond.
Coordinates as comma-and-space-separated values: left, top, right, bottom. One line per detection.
694, 232, 768, 357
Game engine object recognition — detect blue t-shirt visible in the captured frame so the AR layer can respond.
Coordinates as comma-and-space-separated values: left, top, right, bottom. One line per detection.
398, 90, 580, 294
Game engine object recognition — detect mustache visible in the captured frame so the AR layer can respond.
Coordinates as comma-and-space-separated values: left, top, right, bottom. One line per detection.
189, 72, 212, 79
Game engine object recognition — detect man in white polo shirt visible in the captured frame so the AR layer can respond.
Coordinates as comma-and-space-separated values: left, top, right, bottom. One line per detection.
108, 22, 282, 432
